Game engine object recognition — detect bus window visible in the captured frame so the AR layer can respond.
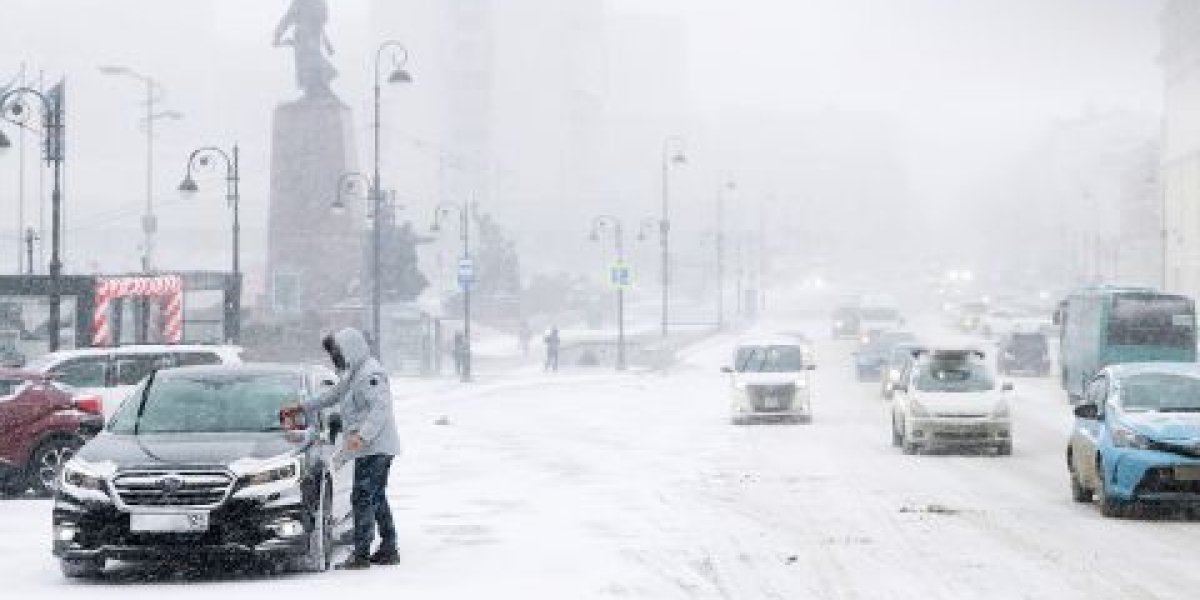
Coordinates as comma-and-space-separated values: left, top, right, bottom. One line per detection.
1107, 295, 1195, 348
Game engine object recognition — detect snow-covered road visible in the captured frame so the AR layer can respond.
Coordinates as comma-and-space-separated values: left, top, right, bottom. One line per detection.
5, 321, 1200, 598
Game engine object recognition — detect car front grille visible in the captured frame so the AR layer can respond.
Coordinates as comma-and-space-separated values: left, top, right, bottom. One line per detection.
932, 431, 990, 441
1136, 466, 1200, 495
933, 413, 989, 419
113, 468, 234, 508
748, 384, 796, 412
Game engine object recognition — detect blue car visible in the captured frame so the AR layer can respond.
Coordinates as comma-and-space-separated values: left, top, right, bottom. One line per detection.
1067, 363, 1200, 517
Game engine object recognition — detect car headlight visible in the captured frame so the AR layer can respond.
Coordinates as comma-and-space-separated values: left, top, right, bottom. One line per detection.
62, 465, 105, 492
235, 456, 301, 488
1112, 425, 1151, 450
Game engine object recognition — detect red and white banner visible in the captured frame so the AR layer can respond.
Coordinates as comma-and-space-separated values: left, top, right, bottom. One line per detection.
91, 275, 184, 346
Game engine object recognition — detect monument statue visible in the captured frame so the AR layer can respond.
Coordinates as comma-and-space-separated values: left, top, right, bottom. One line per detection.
273, 0, 337, 99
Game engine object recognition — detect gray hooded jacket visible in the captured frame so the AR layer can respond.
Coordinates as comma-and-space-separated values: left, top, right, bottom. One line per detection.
302, 327, 401, 458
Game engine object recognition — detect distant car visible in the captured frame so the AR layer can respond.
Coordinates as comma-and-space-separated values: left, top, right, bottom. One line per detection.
831, 306, 861, 338
723, 340, 816, 424
979, 308, 1020, 339
1067, 363, 1200, 518
890, 348, 1013, 455
25, 345, 243, 417
52, 363, 350, 578
0, 369, 104, 496
858, 306, 904, 333
881, 342, 924, 400
998, 331, 1051, 376
955, 301, 988, 333
854, 331, 917, 381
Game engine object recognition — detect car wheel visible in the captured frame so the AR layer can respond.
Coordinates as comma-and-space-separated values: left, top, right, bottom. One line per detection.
59, 558, 104, 579
28, 437, 82, 496
294, 481, 333, 572
1069, 463, 1091, 503
731, 415, 747, 426
1095, 460, 1128, 518
996, 443, 1012, 456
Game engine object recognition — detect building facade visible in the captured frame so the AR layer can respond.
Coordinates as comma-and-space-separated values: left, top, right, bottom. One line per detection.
1161, 0, 1200, 298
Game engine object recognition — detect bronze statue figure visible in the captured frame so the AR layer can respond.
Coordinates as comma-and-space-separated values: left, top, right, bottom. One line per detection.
274, 0, 337, 99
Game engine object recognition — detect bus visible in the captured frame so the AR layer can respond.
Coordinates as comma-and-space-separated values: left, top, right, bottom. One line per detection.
1057, 286, 1196, 402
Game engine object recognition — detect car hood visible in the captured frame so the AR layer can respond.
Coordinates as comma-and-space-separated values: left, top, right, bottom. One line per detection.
913, 391, 1004, 416
734, 372, 804, 386
77, 431, 306, 469
1121, 412, 1200, 442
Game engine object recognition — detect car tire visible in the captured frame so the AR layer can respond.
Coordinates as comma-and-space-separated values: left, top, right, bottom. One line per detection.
1095, 461, 1128, 518
59, 558, 104, 579
996, 443, 1012, 456
28, 437, 82, 496
1069, 464, 1091, 503
731, 415, 747, 426
293, 481, 334, 573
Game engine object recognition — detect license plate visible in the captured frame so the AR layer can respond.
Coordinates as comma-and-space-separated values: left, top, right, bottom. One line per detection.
130, 512, 209, 533
1175, 465, 1200, 481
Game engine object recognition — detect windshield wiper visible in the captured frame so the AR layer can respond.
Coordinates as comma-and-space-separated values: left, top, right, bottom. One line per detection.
132, 371, 157, 436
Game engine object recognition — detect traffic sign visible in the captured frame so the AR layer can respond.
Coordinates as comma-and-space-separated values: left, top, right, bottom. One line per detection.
610, 261, 633, 289
458, 257, 475, 289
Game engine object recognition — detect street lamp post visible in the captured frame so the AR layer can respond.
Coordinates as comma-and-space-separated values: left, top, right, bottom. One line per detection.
432, 202, 472, 382
716, 178, 735, 330
178, 144, 241, 343
368, 40, 414, 358
99, 66, 182, 273
590, 215, 628, 371
23, 228, 38, 275
0, 84, 65, 351
659, 135, 687, 338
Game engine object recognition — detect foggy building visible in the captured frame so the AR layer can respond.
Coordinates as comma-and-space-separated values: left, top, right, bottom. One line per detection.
1161, 0, 1200, 298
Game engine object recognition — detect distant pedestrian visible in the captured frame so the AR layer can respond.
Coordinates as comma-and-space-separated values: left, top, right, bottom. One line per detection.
452, 331, 467, 377
544, 327, 561, 372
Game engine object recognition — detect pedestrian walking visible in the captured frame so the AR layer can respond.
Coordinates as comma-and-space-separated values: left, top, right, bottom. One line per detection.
544, 326, 561, 372
284, 328, 402, 570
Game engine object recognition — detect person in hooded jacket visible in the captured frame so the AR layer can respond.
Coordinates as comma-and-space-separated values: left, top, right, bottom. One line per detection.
288, 327, 402, 569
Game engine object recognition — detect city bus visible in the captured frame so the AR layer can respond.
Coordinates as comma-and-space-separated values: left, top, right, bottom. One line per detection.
1057, 286, 1196, 402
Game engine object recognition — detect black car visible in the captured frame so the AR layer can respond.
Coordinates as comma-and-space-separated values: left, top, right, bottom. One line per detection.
998, 331, 1051, 376
52, 364, 352, 578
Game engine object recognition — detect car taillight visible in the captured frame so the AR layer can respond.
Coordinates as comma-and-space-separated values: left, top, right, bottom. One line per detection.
73, 395, 103, 415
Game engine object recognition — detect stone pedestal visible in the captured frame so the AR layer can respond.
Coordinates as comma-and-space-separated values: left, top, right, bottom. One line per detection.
266, 97, 364, 314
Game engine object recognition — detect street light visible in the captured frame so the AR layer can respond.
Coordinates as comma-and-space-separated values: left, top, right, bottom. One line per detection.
329, 171, 383, 349
178, 144, 241, 343
590, 215, 630, 371
99, 65, 183, 273
431, 202, 472, 382
364, 40, 414, 359
1, 84, 65, 351
659, 135, 687, 338
716, 177, 736, 330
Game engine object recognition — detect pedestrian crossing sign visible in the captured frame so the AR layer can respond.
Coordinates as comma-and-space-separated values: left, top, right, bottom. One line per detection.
610, 261, 633, 289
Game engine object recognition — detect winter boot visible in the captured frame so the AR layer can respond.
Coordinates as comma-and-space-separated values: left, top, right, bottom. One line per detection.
369, 548, 401, 565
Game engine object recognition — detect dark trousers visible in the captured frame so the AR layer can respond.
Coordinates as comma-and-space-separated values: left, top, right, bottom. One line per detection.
545, 349, 559, 371
352, 454, 396, 558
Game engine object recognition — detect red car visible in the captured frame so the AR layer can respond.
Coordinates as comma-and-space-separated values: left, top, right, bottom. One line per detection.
0, 369, 103, 496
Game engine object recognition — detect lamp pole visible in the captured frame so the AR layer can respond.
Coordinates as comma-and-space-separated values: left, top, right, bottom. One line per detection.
590, 215, 628, 370
178, 144, 241, 342
1, 84, 65, 351
432, 202, 472, 382
659, 135, 686, 338
99, 66, 182, 273
369, 40, 414, 359
23, 228, 38, 275
716, 178, 735, 330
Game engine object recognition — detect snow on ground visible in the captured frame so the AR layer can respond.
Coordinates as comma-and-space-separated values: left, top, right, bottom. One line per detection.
5, 315, 1200, 598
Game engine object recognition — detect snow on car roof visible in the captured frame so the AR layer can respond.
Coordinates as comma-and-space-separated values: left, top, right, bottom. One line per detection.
1106, 362, 1200, 379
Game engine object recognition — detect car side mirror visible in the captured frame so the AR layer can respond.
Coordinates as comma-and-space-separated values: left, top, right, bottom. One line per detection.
720, 366, 733, 374
1002, 382, 1014, 392
1073, 403, 1099, 420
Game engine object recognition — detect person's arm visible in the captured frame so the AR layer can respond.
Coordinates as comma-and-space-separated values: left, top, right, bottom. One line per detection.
298, 366, 356, 414
351, 374, 391, 445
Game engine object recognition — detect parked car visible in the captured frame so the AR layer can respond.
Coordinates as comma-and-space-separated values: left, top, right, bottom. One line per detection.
26, 345, 243, 417
998, 330, 1051, 376
1067, 363, 1200, 518
723, 340, 816, 424
52, 363, 349, 578
890, 348, 1014, 455
0, 368, 104, 496
830, 306, 861, 339
854, 331, 917, 381
881, 342, 925, 400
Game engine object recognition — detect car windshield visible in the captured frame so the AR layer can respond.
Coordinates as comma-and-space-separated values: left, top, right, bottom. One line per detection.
735, 345, 805, 373
1119, 373, 1200, 413
915, 357, 995, 393
107, 371, 304, 434
860, 308, 899, 321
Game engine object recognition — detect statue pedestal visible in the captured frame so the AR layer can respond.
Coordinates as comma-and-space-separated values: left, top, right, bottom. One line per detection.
266, 97, 363, 315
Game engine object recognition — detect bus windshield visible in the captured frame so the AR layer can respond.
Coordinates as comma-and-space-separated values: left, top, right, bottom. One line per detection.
1107, 294, 1195, 348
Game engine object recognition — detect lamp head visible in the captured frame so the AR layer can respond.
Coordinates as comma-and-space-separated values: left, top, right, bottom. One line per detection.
388, 68, 413, 84
671, 151, 687, 165
177, 176, 199, 194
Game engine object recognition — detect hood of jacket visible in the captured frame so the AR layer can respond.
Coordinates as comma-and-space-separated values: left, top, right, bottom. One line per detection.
332, 327, 372, 372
